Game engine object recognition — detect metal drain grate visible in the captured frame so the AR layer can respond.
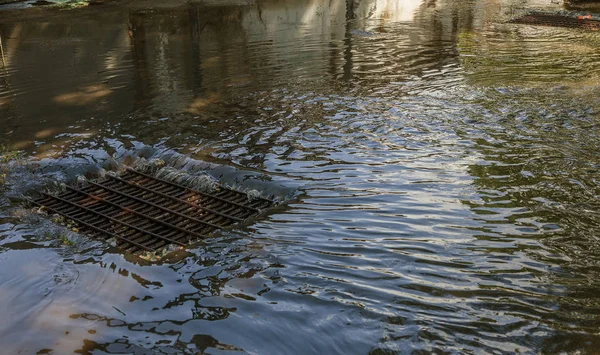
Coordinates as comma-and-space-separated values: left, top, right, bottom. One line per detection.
30, 167, 275, 254
511, 14, 600, 30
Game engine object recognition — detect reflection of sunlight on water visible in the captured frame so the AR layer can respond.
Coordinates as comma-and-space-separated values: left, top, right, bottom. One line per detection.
358, 0, 422, 22
186, 92, 221, 114
299, 0, 343, 27
53, 84, 113, 106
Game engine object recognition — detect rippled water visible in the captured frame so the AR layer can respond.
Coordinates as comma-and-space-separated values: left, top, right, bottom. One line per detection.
2, 0, 600, 353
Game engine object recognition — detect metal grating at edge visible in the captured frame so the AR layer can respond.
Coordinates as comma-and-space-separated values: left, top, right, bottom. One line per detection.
30, 167, 275, 254
510, 14, 600, 30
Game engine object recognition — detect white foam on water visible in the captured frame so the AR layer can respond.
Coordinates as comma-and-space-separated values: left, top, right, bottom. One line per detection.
154, 166, 218, 192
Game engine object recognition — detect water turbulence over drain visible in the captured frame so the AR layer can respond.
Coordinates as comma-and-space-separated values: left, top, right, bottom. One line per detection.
29, 167, 275, 255
511, 13, 600, 30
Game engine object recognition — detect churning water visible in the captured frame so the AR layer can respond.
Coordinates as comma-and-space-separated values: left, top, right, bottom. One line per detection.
1, 0, 600, 353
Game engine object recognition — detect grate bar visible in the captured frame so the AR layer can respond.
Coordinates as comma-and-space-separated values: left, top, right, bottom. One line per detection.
31, 167, 277, 255
40, 192, 187, 247
64, 185, 209, 241
86, 180, 226, 229
28, 198, 154, 251
102, 175, 243, 222
126, 167, 261, 212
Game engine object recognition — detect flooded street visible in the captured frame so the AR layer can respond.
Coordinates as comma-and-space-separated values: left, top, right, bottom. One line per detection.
2, 0, 600, 353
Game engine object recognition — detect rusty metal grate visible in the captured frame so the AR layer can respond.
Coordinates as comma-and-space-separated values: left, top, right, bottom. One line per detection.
29, 167, 275, 255
511, 14, 600, 30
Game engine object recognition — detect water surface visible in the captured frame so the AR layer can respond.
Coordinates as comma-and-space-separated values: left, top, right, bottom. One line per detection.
1, 0, 600, 353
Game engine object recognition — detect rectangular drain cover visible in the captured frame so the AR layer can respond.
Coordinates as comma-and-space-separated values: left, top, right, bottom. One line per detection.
30, 167, 275, 254
511, 14, 600, 31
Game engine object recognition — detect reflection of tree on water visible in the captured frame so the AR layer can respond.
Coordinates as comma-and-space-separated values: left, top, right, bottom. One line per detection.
0, 28, 14, 126
129, 12, 153, 110
343, 0, 356, 81
1, 0, 461, 154
3, 0, 594, 154
118, 0, 483, 165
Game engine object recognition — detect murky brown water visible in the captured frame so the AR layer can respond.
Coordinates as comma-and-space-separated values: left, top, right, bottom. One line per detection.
2, 0, 600, 353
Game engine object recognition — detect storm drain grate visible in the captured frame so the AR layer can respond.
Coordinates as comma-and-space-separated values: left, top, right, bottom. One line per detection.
510, 14, 600, 30
30, 167, 275, 254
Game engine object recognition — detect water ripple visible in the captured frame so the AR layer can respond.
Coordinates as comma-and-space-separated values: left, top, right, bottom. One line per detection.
1, 0, 600, 353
